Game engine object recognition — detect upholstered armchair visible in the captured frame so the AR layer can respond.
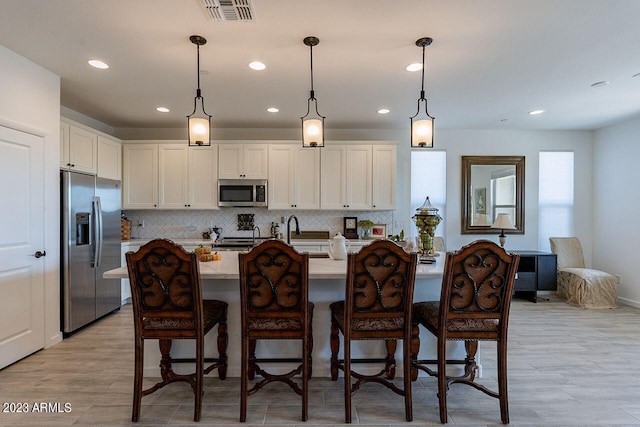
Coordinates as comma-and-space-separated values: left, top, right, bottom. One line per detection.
549, 237, 618, 309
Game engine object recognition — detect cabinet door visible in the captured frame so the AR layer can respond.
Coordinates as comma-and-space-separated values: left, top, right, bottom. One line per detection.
69, 124, 98, 174
294, 147, 320, 209
372, 145, 396, 210
97, 136, 121, 180
218, 145, 243, 179
243, 144, 268, 179
345, 145, 372, 210
268, 145, 295, 209
188, 145, 218, 209
122, 144, 158, 209
321, 146, 347, 209
60, 121, 70, 169
158, 144, 189, 209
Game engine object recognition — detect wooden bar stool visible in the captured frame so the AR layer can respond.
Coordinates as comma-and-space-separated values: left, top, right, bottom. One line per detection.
329, 239, 418, 423
238, 239, 313, 422
413, 240, 519, 424
125, 238, 228, 422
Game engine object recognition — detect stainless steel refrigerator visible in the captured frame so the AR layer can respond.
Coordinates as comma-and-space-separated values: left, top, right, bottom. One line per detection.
61, 170, 121, 334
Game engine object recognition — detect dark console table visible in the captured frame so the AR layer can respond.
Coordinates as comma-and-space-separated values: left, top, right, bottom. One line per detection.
512, 251, 557, 302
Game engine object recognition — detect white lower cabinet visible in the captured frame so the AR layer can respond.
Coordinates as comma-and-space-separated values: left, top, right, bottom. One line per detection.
268, 144, 320, 210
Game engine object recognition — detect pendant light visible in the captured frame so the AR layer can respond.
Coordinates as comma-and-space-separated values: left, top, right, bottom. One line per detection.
410, 37, 435, 149
187, 35, 212, 147
301, 36, 325, 148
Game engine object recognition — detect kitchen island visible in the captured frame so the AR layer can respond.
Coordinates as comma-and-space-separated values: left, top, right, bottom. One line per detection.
104, 250, 471, 378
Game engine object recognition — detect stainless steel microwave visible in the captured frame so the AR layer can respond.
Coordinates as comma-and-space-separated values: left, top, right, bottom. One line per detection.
218, 179, 268, 207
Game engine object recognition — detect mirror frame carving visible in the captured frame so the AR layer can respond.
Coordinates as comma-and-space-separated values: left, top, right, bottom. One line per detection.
461, 155, 525, 235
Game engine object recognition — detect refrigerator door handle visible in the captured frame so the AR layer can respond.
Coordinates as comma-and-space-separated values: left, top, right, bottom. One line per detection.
93, 196, 103, 267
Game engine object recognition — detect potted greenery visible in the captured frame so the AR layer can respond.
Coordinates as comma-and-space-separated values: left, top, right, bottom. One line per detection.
357, 219, 375, 239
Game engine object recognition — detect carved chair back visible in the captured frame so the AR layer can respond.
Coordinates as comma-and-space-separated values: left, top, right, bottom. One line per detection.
439, 239, 520, 340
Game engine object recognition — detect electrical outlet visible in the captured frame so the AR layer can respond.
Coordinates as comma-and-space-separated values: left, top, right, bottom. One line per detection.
615, 274, 622, 284
138, 219, 144, 228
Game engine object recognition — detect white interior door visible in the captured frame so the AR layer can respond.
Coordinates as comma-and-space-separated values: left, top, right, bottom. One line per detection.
0, 126, 45, 369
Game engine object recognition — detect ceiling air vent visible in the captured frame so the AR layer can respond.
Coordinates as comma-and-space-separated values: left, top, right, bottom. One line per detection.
201, 0, 255, 22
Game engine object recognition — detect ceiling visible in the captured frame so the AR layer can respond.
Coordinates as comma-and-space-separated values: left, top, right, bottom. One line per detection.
1, 0, 640, 132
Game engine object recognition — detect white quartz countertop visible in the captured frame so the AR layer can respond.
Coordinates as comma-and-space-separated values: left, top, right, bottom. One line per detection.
121, 238, 374, 248
105, 250, 444, 280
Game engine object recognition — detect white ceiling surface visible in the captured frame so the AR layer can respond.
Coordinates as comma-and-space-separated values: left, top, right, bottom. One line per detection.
1, 0, 640, 132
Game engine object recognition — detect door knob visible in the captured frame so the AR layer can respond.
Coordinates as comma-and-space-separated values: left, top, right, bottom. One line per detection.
33, 250, 46, 258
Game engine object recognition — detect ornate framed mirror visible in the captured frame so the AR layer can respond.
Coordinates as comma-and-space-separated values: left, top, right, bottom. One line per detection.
461, 156, 525, 234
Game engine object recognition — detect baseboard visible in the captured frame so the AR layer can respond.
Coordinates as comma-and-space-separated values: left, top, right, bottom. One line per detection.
617, 297, 640, 308
46, 331, 63, 348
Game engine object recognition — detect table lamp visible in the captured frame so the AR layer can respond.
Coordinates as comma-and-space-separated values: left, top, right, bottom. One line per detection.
491, 213, 516, 247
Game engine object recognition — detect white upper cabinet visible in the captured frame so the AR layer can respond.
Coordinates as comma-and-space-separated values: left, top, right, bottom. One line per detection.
321, 145, 372, 210
97, 135, 121, 181
268, 145, 320, 210
122, 144, 158, 209
123, 142, 218, 210
372, 145, 397, 210
60, 122, 98, 174
188, 145, 218, 209
218, 144, 268, 179
158, 144, 189, 209
61, 119, 121, 179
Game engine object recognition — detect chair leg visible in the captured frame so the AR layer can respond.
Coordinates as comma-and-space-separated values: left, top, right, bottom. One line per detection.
464, 340, 478, 381
240, 336, 248, 422
217, 320, 228, 380
302, 333, 309, 421
248, 338, 257, 380
497, 339, 509, 424
343, 334, 352, 423
437, 337, 448, 424
410, 323, 420, 381
158, 339, 173, 380
308, 314, 314, 379
330, 319, 340, 381
132, 337, 144, 422
403, 337, 413, 422
194, 336, 204, 422
384, 339, 397, 379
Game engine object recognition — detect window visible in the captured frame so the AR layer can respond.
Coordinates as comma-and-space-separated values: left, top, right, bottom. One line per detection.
538, 152, 574, 251
411, 150, 446, 240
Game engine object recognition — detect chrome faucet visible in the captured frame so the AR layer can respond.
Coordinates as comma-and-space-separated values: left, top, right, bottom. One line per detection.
286, 215, 300, 244
252, 225, 261, 247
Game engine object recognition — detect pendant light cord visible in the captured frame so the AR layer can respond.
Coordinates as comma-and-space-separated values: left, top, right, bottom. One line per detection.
196, 43, 202, 98
309, 44, 315, 99
420, 44, 426, 99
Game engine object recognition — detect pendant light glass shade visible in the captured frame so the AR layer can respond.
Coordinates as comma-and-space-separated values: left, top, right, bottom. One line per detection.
187, 35, 212, 147
301, 36, 325, 148
410, 37, 435, 149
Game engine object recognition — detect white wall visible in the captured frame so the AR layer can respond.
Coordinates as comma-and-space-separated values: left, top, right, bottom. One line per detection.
594, 116, 640, 306
0, 44, 61, 347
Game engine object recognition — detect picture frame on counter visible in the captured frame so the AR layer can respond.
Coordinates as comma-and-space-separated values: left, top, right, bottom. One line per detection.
343, 216, 358, 239
371, 224, 387, 239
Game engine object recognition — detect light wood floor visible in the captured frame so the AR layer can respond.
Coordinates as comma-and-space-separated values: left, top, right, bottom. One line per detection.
1, 295, 640, 426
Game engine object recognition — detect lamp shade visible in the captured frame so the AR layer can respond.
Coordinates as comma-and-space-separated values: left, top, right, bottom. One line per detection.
302, 115, 324, 147
188, 116, 210, 146
491, 213, 516, 230
411, 116, 434, 148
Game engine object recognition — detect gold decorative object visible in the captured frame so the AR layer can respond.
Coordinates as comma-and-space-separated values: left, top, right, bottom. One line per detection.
412, 196, 442, 256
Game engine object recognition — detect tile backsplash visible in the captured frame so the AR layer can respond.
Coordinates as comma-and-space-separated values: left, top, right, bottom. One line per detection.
123, 208, 397, 240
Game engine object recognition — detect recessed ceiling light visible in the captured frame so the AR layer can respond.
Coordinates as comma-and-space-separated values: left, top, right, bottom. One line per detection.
156, 107, 170, 113
590, 81, 609, 88
377, 109, 390, 114
88, 59, 109, 69
266, 107, 279, 113
529, 109, 545, 115
249, 61, 266, 71
406, 63, 422, 72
